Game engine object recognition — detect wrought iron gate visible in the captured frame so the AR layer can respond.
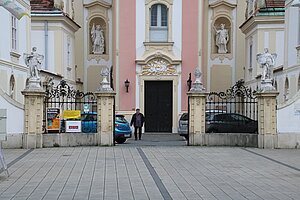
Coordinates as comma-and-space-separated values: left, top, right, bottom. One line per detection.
206, 80, 258, 133
43, 80, 97, 133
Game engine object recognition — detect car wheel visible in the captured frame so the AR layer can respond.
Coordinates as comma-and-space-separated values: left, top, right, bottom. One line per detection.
115, 138, 126, 144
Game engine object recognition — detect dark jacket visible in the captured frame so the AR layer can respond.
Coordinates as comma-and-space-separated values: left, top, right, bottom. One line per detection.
130, 113, 145, 127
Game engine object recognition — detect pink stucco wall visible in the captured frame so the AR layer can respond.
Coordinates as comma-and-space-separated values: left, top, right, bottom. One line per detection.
119, 0, 136, 111
182, 0, 199, 111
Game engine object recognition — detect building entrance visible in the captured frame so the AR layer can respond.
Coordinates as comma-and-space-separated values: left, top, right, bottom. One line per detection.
144, 81, 172, 132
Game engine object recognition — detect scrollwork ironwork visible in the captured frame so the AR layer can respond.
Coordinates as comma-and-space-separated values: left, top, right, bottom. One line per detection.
207, 79, 257, 101
45, 80, 96, 101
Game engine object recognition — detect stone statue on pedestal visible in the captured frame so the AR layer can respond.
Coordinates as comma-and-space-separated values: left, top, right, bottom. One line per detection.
214, 24, 229, 54
91, 24, 105, 54
256, 48, 277, 92
24, 47, 44, 89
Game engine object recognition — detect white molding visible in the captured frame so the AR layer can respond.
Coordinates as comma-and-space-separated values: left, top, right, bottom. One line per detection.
0, 87, 24, 110
0, 59, 28, 72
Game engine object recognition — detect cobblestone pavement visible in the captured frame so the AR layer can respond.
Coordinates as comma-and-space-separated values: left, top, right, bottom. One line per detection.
1, 134, 300, 200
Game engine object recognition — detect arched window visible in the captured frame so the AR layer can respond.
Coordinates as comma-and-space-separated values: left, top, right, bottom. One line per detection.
150, 4, 168, 42
9, 75, 15, 99
284, 78, 289, 102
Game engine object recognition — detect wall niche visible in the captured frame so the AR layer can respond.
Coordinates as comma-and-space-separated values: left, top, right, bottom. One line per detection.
89, 17, 107, 55
212, 17, 231, 54
84, 0, 111, 62
209, 1, 236, 61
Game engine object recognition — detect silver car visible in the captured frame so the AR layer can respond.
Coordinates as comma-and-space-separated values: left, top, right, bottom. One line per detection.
178, 113, 188, 139
178, 110, 226, 139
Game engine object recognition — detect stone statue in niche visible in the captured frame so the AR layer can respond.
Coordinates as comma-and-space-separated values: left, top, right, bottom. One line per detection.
256, 48, 277, 91
91, 24, 105, 54
214, 24, 229, 54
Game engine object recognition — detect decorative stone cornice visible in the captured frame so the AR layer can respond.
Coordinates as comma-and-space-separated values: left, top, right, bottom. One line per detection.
240, 15, 284, 34
10, 51, 21, 59
31, 15, 81, 32
84, 0, 112, 9
209, 0, 236, 8
136, 42, 181, 65
136, 52, 181, 65
145, 0, 173, 6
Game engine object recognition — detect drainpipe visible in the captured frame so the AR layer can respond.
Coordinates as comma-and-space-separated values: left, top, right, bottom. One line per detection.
44, 20, 48, 70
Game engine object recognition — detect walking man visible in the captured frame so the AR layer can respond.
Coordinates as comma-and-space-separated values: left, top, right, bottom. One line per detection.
130, 108, 145, 140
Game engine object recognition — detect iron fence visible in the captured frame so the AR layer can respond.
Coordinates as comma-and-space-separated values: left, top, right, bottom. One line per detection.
205, 80, 258, 133
43, 80, 97, 134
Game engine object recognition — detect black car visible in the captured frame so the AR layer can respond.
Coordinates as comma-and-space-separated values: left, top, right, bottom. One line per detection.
206, 113, 258, 133
178, 112, 258, 138
178, 110, 226, 139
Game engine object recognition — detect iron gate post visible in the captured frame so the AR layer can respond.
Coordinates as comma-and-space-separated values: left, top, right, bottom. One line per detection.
95, 92, 116, 146
22, 90, 45, 149
257, 91, 279, 149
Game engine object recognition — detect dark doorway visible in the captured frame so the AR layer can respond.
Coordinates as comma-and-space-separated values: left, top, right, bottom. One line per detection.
145, 81, 173, 132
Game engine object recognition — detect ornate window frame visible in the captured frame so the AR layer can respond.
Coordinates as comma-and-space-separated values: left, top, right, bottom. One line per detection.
145, 0, 173, 43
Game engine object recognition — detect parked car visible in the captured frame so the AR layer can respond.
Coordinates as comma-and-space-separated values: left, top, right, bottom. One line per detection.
206, 113, 258, 134
178, 110, 226, 137
60, 112, 132, 144
114, 114, 132, 144
178, 113, 189, 138
178, 110, 257, 138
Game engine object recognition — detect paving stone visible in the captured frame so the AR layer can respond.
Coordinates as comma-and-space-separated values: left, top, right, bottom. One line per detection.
0, 134, 300, 200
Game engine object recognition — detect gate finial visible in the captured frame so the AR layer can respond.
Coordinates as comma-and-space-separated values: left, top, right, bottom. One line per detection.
97, 67, 113, 92
189, 68, 205, 93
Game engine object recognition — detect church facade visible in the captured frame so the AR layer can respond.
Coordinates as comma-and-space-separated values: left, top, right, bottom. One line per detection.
1, 0, 300, 148
74, 0, 247, 132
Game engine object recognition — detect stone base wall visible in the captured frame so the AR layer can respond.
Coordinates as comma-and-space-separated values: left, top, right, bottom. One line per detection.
277, 134, 300, 149
198, 133, 258, 147
2, 133, 300, 149
1, 134, 23, 149
43, 133, 99, 147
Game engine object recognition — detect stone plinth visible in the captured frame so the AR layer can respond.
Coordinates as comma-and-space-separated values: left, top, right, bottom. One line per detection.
187, 92, 208, 145
96, 91, 116, 146
22, 90, 45, 148
257, 91, 279, 149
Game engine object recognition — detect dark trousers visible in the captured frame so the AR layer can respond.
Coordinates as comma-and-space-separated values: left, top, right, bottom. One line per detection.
134, 127, 142, 139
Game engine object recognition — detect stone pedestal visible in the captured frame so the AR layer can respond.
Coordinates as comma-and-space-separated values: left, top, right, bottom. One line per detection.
187, 92, 208, 145
22, 90, 45, 148
257, 92, 279, 149
96, 92, 116, 146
